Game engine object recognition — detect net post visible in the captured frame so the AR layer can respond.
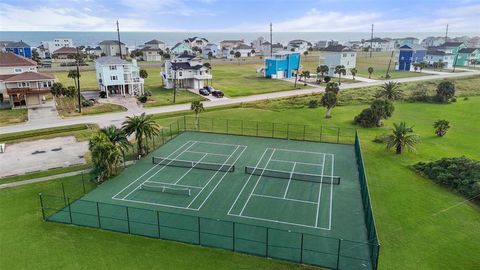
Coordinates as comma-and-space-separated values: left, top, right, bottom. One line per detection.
157, 211, 161, 238
67, 197, 73, 224
39, 193, 46, 221
337, 127, 340, 143
61, 182, 67, 206
126, 207, 131, 234
232, 222, 235, 251
96, 202, 101, 228
198, 217, 201, 245
81, 172, 86, 194
336, 238, 342, 270
300, 233, 304, 263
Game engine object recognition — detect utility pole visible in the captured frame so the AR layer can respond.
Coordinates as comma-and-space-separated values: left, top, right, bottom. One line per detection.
445, 24, 449, 43
270, 22, 273, 57
117, 20, 122, 59
370, 24, 374, 58
76, 47, 82, 113
172, 65, 177, 103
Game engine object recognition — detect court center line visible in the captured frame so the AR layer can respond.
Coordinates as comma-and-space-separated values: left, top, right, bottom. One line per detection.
239, 148, 277, 216
271, 159, 323, 167
314, 153, 326, 228
186, 144, 240, 208
328, 154, 335, 230
185, 150, 230, 157
252, 193, 317, 205
283, 161, 296, 199
194, 145, 248, 210
121, 141, 198, 200
173, 153, 209, 184
227, 148, 270, 215
111, 140, 193, 199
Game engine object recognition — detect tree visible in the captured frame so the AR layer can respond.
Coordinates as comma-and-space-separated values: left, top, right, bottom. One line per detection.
203, 62, 211, 69
100, 125, 130, 166
385, 122, 420, 154
334, 65, 346, 84
32, 49, 40, 64
436, 81, 455, 103
303, 50, 309, 62
316, 65, 329, 83
323, 76, 331, 83
354, 99, 395, 127
89, 133, 122, 182
67, 70, 81, 90
208, 51, 213, 60
50, 82, 65, 97
122, 113, 160, 158
376, 81, 403, 100
350, 68, 358, 80
419, 62, 428, 72
367, 67, 374, 79
139, 69, 148, 79
234, 51, 241, 64
190, 101, 204, 128
301, 70, 310, 85
433, 120, 450, 137
325, 82, 340, 94
320, 92, 337, 118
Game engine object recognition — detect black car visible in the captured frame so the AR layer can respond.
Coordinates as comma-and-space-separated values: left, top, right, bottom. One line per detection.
211, 90, 224, 98
199, 88, 210, 96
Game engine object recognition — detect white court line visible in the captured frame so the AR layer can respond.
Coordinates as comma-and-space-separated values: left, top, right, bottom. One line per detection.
185, 150, 230, 157
143, 180, 202, 189
228, 213, 330, 231
328, 154, 335, 230
314, 153, 326, 228
239, 149, 276, 216
252, 193, 317, 205
271, 159, 323, 167
195, 141, 243, 147
121, 141, 198, 200
115, 197, 198, 211
274, 148, 332, 156
174, 153, 208, 184
193, 145, 248, 210
227, 148, 270, 215
111, 140, 193, 199
186, 145, 240, 208
282, 162, 296, 199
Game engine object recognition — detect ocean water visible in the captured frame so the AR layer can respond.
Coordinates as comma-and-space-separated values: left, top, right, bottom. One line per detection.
0, 31, 478, 49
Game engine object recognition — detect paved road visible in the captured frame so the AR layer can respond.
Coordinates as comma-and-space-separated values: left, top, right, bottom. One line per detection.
1, 69, 479, 135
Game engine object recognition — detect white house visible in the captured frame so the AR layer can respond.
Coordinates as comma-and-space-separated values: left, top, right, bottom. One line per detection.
95, 56, 144, 97
170, 43, 193, 56
322, 45, 357, 76
287, 39, 311, 53
202, 43, 220, 59
232, 44, 255, 57
220, 40, 244, 50
162, 54, 212, 90
184, 37, 209, 49
98, 40, 127, 57
421, 36, 446, 47
144, 39, 166, 51
425, 50, 455, 68
394, 37, 419, 48
252, 37, 283, 56
344, 40, 364, 49
39, 38, 74, 58
141, 47, 162, 62
364, 38, 395, 52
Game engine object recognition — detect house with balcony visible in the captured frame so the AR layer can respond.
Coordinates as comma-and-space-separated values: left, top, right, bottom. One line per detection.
52, 47, 78, 59
184, 37, 209, 49
162, 54, 212, 90
39, 38, 74, 58
456, 48, 480, 66
144, 39, 166, 51
95, 56, 144, 97
231, 43, 255, 57
220, 40, 245, 50
425, 50, 455, 68
393, 37, 419, 48
264, 51, 300, 79
202, 43, 220, 59
140, 47, 162, 62
436, 42, 466, 54
396, 45, 427, 71
98, 40, 127, 57
0, 52, 55, 108
5, 41, 32, 58
323, 45, 357, 76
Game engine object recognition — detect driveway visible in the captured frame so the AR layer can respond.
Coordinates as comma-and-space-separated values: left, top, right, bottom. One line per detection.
27, 100, 60, 123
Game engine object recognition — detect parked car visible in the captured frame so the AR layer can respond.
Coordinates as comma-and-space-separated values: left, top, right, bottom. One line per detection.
199, 88, 210, 96
211, 90, 224, 98
203, 86, 214, 93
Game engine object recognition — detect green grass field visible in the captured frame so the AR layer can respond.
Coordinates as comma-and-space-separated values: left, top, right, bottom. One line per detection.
0, 108, 28, 126
55, 96, 127, 117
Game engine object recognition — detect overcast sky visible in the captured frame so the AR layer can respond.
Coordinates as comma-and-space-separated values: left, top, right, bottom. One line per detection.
1, 0, 480, 32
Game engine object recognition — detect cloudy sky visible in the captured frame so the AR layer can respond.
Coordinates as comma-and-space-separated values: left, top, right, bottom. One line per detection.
1, 0, 479, 32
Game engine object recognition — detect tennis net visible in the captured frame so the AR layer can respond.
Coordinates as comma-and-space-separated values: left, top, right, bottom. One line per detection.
141, 183, 192, 196
152, 157, 235, 172
245, 166, 340, 185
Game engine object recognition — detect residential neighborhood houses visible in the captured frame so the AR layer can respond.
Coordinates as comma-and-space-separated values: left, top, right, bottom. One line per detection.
322, 45, 357, 76
38, 38, 74, 59
264, 51, 301, 79
396, 45, 427, 71
95, 56, 144, 97
162, 54, 212, 90
98, 40, 127, 58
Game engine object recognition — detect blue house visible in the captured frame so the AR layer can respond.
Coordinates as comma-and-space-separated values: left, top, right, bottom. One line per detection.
264, 51, 300, 79
397, 45, 427, 71
5, 41, 32, 58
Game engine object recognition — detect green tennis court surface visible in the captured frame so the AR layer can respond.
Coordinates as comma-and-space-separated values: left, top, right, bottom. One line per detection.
44, 131, 378, 270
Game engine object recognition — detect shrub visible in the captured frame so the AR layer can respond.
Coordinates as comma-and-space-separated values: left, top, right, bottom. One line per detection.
409, 87, 431, 102
99, 91, 107, 98
451, 97, 457, 102
372, 134, 389, 143
433, 120, 450, 137
413, 157, 480, 204
138, 95, 148, 103
308, 99, 318, 108
144, 90, 152, 97
325, 82, 340, 94
82, 100, 94, 107
436, 81, 455, 103
324, 76, 331, 83
354, 99, 395, 127
464, 97, 469, 101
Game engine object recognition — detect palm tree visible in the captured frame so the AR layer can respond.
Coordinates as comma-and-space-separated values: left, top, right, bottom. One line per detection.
433, 120, 450, 137
301, 70, 310, 85
234, 51, 241, 65
89, 133, 122, 182
100, 125, 131, 166
316, 65, 329, 83
191, 101, 205, 128
303, 50, 309, 62
334, 65, 346, 84
376, 81, 403, 100
320, 92, 338, 118
350, 68, 358, 80
67, 70, 80, 89
385, 122, 420, 154
367, 67, 374, 79
122, 113, 160, 158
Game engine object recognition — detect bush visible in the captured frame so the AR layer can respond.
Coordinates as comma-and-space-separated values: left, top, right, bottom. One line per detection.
372, 134, 389, 143
82, 100, 94, 107
323, 76, 331, 83
354, 99, 395, 127
409, 87, 431, 102
99, 91, 107, 98
436, 81, 455, 103
451, 97, 457, 102
144, 90, 152, 97
138, 95, 148, 103
413, 157, 480, 204
464, 97, 469, 101
308, 99, 318, 108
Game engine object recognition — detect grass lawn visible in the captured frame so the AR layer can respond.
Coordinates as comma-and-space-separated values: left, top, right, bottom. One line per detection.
0, 123, 98, 143
55, 96, 127, 117
0, 108, 28, 126
0, 163, 90, 185
47, 70, 98, 90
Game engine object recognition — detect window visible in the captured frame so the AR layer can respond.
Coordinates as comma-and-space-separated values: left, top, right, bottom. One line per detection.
179, 71, 183, 76
14, 68, 22, 73
109, 65, 117, 70
343, 53, 347, 57
17, 82, 30, 88
110, 75, 118, 80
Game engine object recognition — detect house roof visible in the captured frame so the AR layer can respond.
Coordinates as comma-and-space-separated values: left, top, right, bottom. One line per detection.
6, 40, 31, 48
235, 44, 253, 50
440, 42, 464, 47
323, 45, 353, 52
145, 39, 165, 45
365, 38, 388, 43
458, 48, 479, 53
95, 56, 130, 65
426, 50, 451, 56
52, 47, 78, 55
0, 52, 37, 67
98, 40, 125, 45
171, 62, 205, 70
172, 42, 190, 51
399, 44, 426, 51
141, 47, 160, 52
184, 37, 208, 43
272, 43, 283, 49
220, 40, 244, 43
176, 54, 197, 59
1, 71, 54, 82
261, 41, 271, 45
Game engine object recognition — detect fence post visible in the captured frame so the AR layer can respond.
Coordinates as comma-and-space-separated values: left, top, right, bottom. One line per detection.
227, 119, 229, 134
198, 217, 201, 245
61, 182, 67, 206
183, 115, 187, 131
39, 193, 46, 221
287, 124, 290, 139
126, 207, 131, 234
177, 119, 180, 134
303, 125, 306, 141
96, 202, 101, 228
241, 120, 244, 135
67, 197, 73, 224
300, 233, 304, 263
211, 118, 214, 131
272, 123, 275, 138
266, 227, 269, 257
161, 129, 165, 144
320, 126, 323, 142
336, 239, 342, 270
81, 172, 86, 194
337, 127, 340, 143
256, 121, 259, 136
170, 124, 173, 140
157, 211, 161, 238
232, 222, 235, 251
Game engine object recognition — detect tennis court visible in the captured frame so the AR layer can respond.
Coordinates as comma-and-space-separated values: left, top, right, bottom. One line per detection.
42, 128, 379, 270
